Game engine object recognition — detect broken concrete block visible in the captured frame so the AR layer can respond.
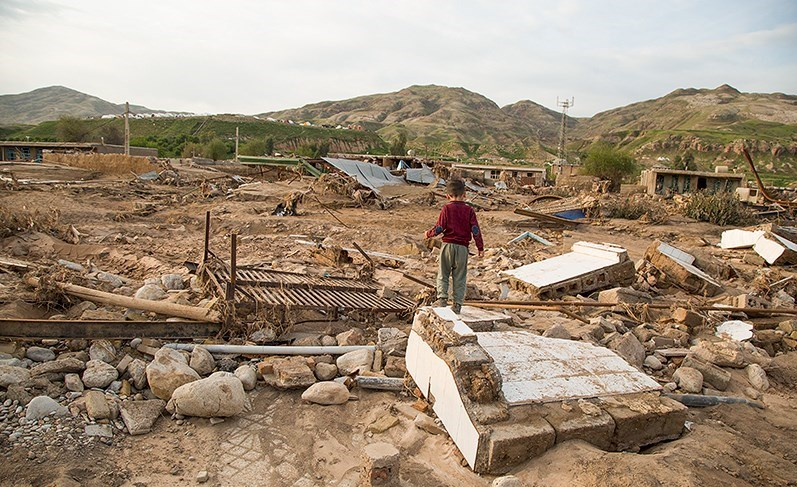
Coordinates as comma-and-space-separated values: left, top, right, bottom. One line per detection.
732, 294, 770, 309
610, 333, 646, 369
602, 393, 686, 451
720, 229, 765, 249
673, 308, 704, 329
361, 442, 400, 487
644, 241, 722, 296
753, 233, 797, 265
503, 242, 635, 299
414, 413, 446, 435
534, 402, 615, 450
487, 419, 556, 474
271, 357, 317, 389
681, 355, 730, 391
598, 287, 652, 305
120, 399, 165, 435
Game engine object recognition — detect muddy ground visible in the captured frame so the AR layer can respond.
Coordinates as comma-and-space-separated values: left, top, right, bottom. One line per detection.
1, 160, 796, 487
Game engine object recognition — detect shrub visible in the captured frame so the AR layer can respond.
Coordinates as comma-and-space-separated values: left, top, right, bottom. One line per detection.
601, 197, 669, 224
56, 116, 90, 142
682, 191, 754, 226
582, 143, 638, 191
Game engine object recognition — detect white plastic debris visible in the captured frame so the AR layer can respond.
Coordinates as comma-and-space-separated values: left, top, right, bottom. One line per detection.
715, 320, 754, 341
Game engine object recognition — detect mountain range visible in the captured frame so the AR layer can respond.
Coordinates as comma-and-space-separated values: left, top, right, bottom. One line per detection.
2, 84, 796, 174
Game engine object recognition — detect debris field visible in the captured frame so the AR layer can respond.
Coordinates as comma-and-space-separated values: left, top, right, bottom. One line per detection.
0, 154, 796, 487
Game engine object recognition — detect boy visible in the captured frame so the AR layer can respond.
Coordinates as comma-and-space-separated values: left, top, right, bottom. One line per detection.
425, 179, 484, 314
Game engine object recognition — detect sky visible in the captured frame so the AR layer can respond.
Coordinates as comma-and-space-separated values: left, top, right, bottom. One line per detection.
0, 0, 795, 118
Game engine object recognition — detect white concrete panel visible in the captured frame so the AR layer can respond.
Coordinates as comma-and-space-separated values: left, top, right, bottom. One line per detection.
720, 229, 765, 249
477, 331, 660, 404
571, 241, 627, 262
656, 241, 696, 265
502, 252, 618, 288
753, 236, 785, 264
406, 330, 480, 469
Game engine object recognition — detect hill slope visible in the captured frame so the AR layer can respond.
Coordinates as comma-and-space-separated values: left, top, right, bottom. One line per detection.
261, 85, 571, 158
0, 86, 163, 125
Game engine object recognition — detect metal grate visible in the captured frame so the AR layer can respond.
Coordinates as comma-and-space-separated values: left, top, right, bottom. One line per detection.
206, 265, 415, 312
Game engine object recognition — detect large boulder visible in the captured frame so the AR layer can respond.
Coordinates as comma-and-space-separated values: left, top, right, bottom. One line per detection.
336, 349, 374, 376
82, 360, 119, 389
25, 395, 68, 420
189, 346, 215, 376
692, 340, 771, 369
135, 284, 166, 301
301, 382, 350, 405
673, 367, 704, 393
89, 340, 117, 363
120, 399, 166, 435
146, 348, 200, 400
166, 372, 246, 418
0, 364, 31, 388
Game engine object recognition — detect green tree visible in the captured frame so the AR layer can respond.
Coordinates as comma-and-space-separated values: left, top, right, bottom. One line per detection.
390, 133, 407, 156
206, 139, 230, 161
582, 143, 638, 191
264, 137, 275, 156
681, 152, 696, 171
296, 142, 329, 158
56, 116, 90, 142
181, 142, 205, 158
98, 124, 124, 145
240, 139, 267, 156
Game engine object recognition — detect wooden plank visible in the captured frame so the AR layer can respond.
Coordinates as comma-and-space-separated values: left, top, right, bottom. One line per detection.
0, 319, 220, 339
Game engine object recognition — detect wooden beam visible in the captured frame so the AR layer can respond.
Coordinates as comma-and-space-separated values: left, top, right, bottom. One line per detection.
0, 319, 220, 339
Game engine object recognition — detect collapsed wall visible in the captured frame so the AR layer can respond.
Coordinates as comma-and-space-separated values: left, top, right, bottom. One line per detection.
406, 306, 687, 474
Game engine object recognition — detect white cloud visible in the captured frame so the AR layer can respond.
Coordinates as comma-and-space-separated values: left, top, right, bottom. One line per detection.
0, 0, 795, 117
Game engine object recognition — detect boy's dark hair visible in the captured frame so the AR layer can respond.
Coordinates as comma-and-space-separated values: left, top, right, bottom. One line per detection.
446, 178, 466, 197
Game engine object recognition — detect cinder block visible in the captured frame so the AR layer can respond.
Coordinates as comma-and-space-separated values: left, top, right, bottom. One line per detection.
486, 417, 555, 474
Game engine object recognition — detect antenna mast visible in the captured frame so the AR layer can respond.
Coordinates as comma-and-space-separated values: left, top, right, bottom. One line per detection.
556, 97, 574, 161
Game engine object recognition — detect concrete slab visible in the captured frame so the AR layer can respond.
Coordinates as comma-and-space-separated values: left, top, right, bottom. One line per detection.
503, 242, 635, 299
486, 418, 555, 474
449, 306, 512, 332
533, 402, 616, 450
645, 241, 723, 296
601, 393, 687, 451
720, 229, 765, 249
477, 331, 661, 404
753, 233, 797, 265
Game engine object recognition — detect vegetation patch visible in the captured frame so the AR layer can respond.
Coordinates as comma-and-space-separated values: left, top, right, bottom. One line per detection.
682, 191, 754, 226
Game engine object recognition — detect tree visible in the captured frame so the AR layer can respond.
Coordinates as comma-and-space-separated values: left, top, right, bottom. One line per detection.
390, 133, 407, 156
264, 137, 275, 156
98, 124, 124, 145
681, 152, 696, 171
181, 142, 204, 158
56, 116, 90, 142
206, 139, 230, 161
240, 139, 267, 156
582, 143, 638, 191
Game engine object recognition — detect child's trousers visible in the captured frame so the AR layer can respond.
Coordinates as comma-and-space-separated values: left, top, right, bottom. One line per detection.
436, 243, 469, 306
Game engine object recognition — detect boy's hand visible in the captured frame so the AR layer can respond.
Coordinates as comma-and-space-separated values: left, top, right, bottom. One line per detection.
477, 250, 484, 258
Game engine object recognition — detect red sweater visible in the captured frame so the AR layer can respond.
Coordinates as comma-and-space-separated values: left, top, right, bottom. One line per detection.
425, 201, 484, 251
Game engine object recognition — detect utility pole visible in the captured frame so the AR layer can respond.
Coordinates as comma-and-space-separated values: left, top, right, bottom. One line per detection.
556, 97, 574, 161
124, 102, 130, 156
235, 126, 239, 162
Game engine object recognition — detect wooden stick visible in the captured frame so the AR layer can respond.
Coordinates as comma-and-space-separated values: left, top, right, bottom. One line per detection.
25, 277, 220, 322
352, 241, 375, 267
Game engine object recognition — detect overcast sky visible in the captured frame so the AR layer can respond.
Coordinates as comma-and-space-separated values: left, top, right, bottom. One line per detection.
0, 0, 795, 117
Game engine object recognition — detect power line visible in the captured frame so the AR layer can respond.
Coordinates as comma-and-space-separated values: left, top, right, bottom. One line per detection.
556, 97, 574, 161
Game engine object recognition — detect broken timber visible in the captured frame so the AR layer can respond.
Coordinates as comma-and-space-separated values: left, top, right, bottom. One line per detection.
514, 208, 582, 226
0, 319, 220, 339
24, 277, 220, 322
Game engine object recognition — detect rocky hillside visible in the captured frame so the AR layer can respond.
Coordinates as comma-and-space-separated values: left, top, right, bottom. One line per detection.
0, 86, 164, 125
262, 85, 572, 159
574, 85, 797, 173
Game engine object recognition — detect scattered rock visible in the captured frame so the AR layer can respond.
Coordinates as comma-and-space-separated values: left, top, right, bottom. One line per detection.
271, 358, 317, 389
0, 364, 31, 388
217, 358, 238, 373
120, 399, 166, 435
64, 373, 84, 392
367, 414, 400, 433
25, 346, 55, 362
493, 475, 522, 487
320, 335, 337, 347
82, 359, 119, 389
414, 413, 445, 435
85, 424, 113, 438
196, 470, 210, 483
234, 365, 257, 391
610, 333, 646, 369
314, 362, 338, 381
25, 395, 68, 420
336, 328, 365, 346
116, 354, 134, 375
336, 349, 374, 376
249, 328, 276, 344
89, 340, 117, 363
542, 323, 571, 339
128, 358, 148, 390
146, 348, 201, 401
301, 382, 350, 405
673, 367, 703, 393
384, 356, 407, 378
84, 390, 111, 420
746, 364, 769, 391
161, 273, 185, 290
135, 283, 166, 301
167, 371, 246, 418
30, 357, 85, 377
644, 355, 664, 370
189, 346, 215, 376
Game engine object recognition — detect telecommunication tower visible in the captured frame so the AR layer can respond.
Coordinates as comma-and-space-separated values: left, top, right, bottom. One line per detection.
556, 97, 574, 161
